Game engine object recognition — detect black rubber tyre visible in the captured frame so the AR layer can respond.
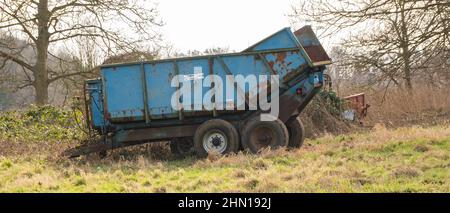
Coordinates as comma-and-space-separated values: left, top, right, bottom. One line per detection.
285, 116, 306, 148
194, 119, 240, 158
241, 116, 289, 154
170, 137, 195, 158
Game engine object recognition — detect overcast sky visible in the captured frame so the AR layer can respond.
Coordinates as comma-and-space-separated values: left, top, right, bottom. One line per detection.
156, 0, 297, 52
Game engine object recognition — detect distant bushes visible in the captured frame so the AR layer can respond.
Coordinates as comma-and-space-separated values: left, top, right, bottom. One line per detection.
0, 105, 86, 142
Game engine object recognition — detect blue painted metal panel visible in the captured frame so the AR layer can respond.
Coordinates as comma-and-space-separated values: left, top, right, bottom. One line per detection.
177, 59, 209, 112
102, 66, 145, 121
243, 27, 301, 52
145, 62, 177, 119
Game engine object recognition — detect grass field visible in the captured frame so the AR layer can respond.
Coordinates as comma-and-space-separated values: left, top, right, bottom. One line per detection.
0, 124, 449, 192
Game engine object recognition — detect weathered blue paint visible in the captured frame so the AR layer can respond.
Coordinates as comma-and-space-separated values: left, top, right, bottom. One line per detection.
243, 27, 301, 52
87, 26, 331, 131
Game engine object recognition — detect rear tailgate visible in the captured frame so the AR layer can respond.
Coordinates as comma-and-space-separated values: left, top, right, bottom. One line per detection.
293, 26, 332, 66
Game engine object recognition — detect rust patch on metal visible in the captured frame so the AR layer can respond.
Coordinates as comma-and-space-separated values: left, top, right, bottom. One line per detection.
268, 61, 275, 70
282, 64, 308, 83
168, 72, 174, 83
103, 98, 110, 120
303, 45, 331, 63
105, 112, 111, 120
343, 93, 370, 121
278, 93, 302, 123
276, 52, 287, 63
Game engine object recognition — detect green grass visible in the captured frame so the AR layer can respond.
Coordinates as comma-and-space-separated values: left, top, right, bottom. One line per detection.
0, 124, 449, 192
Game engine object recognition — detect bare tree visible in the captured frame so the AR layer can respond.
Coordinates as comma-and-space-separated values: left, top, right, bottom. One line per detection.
0, 0, 162, 105
292, 0, 449, 92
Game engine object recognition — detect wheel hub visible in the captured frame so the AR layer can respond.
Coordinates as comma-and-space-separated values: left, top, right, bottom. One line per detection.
251, 126, 275, 147
203, 131, 228, 154
211, 136, 223, 146
257, 133, 272, 143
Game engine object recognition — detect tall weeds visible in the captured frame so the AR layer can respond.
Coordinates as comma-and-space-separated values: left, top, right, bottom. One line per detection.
366, 85, 450, 126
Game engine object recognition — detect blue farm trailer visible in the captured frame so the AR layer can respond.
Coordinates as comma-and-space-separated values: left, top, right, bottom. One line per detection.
66, 26, 332, 158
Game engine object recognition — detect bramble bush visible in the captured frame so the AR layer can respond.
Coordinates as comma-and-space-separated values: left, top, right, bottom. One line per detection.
317, 90, 345, 116
0, 105, 87, 142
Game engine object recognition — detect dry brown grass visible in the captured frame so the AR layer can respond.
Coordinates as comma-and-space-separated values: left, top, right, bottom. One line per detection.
1, 124, 449, 192
365, 85, 450, 127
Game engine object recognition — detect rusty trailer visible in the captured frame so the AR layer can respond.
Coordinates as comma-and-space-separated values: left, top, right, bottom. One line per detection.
65, 26, 332, 158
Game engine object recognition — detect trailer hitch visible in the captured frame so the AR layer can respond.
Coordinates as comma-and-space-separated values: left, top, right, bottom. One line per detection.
62, 136, 113, 158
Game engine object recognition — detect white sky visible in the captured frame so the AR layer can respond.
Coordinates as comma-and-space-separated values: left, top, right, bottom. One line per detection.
156, 0, 297, 52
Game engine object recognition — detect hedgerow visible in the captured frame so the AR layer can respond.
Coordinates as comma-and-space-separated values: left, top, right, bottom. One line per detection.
0, 105, 86, 142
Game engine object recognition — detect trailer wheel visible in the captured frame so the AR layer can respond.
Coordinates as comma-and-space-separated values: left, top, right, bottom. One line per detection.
241, 116, 289, 154
170, 137, 195, 158
286, 116, 306, 148
194, 119, 239, 158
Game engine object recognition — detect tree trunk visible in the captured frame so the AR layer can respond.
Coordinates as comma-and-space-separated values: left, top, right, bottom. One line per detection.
34, 38, 49, 105
34, 0, 50, 105
399, 0, 413, 93
404, 62, 413, 91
